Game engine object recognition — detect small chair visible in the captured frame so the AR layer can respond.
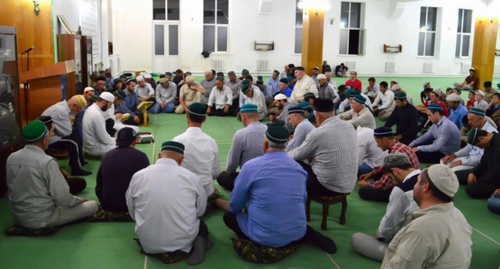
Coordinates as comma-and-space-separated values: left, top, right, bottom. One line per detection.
306, 193, 349, 230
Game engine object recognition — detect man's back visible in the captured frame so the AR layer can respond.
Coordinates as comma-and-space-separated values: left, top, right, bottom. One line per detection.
96, 147, 149, 212
226, 122, 266, 174
173, 127, 220, 195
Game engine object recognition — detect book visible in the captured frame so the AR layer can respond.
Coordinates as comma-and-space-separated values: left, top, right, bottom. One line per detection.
120, 113, 131, 122
136, 132, 155, 144
137, 101, 154, 111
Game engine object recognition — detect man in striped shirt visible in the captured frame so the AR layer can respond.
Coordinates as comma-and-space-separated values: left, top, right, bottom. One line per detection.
358, 127, 420, 202
288, 98, 357, 196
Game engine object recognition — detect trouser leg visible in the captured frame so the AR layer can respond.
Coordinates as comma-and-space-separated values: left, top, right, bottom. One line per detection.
465, 182, 500, 199
50, 138, 82, 170
415, 151, 445, 164
223, 212, 249, 240
358, 186, 392, 202
47, 201, 98, 227
350, 233, 388, 261
67, 177, 87, 195
216, 171, 238, 191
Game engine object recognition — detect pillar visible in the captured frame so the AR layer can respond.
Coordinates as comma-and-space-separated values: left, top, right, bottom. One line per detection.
471, 18, 498, 88
301, 9, 325, 75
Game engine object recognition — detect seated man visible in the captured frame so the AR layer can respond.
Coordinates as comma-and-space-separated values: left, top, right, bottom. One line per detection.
173, 103, 224, 207
217, 104, 266, 190
269, 93, 292, 131
338, 89, 373, 113
454, 67, 478, 90
42, 95, 90, 176
363, 77, 379, 103
335, 63, 348, 77
474, 90, 488, 110
82, 92, 116, 157
267, 70, 280, 95
288, 98, 358, 197
488, 189, 500, 215
222, 125, 336, 254
446, 93, 467, 130
126, 141, 210, 265
459, 129, 500, 199
239, 80, 267, 121
317, 74, 339, 104
150, 78, 176, 114
175, 75, 205, 114
338, 94, 376, 129
277, 78, 293, 97
372, 81, 395, 121
409, 104, 461, 164
6, 120, 98, 229
290, 66, 318, 103
96, 128, 149, 212
120, 79, 143, 125
286, 106, 315, 152
352, 154, 420, 261
442, 108, 497, 173
200, 70, 217, 104
110, 89, 140, 135
225, 71, 242, 115
358, 127, 420, 202
207, 77, 232, 116
135, 75, 155, 103
381, 165, 472, 268
356, 126, 387, 177
384, 92, 418, 145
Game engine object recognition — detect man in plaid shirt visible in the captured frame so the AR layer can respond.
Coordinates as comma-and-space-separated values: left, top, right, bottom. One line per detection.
358, 126, 420, 202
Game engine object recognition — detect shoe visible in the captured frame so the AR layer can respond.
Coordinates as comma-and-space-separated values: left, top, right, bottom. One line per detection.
71, 168, 92, 176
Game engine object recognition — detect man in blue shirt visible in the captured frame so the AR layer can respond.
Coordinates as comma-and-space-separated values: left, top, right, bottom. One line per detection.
118, 79, 143, 125
278, 78, 293, 97
446, 93, 468, 130
267, 70, 280, 95
223, 125, 336, 253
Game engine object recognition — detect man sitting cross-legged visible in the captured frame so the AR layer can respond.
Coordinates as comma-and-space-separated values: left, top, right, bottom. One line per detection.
358, 127, 420, 203
126, 141, 211, 265
286, 106, 315, 152
6, 120, 98, 230
216, 104, 266, 191
173, 103, 225, 208
96, 128, 149, 213
219, 125, 337, 261
351, 154, 420, 261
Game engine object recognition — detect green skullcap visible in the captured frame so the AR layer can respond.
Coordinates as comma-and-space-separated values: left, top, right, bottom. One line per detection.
240, 104, 258, 114
266, 125, 289, 144
161, 141, 185, 155
242, 69, 249, 75
353, 94, 366, 104
22, 120, 48, 142
115, 89, 127, 100
273, 70, 280, 75
469, 107, 486, 118
394, 92, 407, 100
188, 103, 207, 117
279, 78, 289, 84
241, 79, 251, 93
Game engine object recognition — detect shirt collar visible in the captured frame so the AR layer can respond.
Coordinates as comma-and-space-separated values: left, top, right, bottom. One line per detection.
436, 117, 445, 126
402, 169, 421, 183
156, 157, 180, 166
412, 202, 454, 220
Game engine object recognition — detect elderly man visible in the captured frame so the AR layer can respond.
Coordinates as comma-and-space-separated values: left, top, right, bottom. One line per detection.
381, 165, 472, 268
150, 78, 176, 114
267, 70, 280, 95
446, 93, 469, 130
42, 95, 89, 176
446, 108, 498, 175
317, 74, 340, 104
96, 128, 149, 213
175, 75, 205, 114
338, 89, 373, 113
286, 106, 315, 152
291, 66, 318, 102
409, 104, 461, 163
391, 84, 414, 105
278, 78, 293, 97
217, 104, 266, 190
358, 127, 420, 202
7, 120, 98, 229
143, 73, 157, 91
201, 70, 216, 104
225, 71, 242, 115
269, 93, 292, 131
126, 141, 210, 266
372, 81, 395, 121
207, 77, 232, 116
384, 92, 418, 145
338, 94, 376, 129
83, 87, 94, 103
457, 129, 500, 199
239, 80, 267, 120
352, 154, 420, 261
345, 71, 362, 92
288, 98, 358, 197
135, 75, 155, 103
82, 92, 116, 157
356, 126, 387, 177
222, 125, 337, 254
173, 103, 223, 207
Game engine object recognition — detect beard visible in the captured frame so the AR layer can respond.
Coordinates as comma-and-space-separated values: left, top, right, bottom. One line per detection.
100, 104, 109, 112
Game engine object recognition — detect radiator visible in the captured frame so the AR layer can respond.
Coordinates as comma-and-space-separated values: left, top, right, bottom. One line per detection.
423, 63, 433, 73
385, 62, 395, 73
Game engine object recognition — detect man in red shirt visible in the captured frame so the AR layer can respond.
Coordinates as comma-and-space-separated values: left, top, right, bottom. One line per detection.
345, 71, 362, 92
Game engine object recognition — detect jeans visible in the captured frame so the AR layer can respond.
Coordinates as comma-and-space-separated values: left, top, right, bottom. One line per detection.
150, 102, 175, 114
358, 163, 373, 178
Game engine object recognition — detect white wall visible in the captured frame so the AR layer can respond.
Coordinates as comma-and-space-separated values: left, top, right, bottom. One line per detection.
109, 0, 498, 77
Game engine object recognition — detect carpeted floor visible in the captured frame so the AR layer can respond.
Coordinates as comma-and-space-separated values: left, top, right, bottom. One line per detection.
0, 76, 499, 268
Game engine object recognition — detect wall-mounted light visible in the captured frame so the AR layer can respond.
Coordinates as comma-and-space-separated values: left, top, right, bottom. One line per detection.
33, 1, 40, 16
297, 0, 330, 16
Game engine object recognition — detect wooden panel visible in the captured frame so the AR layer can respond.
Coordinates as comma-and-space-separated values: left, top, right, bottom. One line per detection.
472, 18, 499, 87
26, 76, 64, 121
301, 10, 325, 75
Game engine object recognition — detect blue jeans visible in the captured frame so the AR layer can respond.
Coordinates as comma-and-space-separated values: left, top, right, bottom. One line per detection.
150, 102, 175, 114
488, 195, 500, 215
357, 163, 373, 178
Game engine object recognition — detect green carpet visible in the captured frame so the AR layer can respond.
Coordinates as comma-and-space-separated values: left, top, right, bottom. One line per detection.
0, 76, 499, 268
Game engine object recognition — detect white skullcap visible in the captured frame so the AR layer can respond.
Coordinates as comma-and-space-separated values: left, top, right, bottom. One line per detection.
84, 87, 94, 93
446, 93, 461, 102
144, 73, 152, 79
100, 92, 115, 102
136, 75, 144, 81
274, 93, 287, 100
317, 74, 327, 80
427, 164, 459, 198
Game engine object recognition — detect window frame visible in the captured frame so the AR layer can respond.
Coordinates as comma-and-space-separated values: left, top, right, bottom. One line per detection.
418, 6, 438, 57
455, 8, 473, 58
339, 2, 365, 56
203, 0, 229, 53
294, 0, 303, 54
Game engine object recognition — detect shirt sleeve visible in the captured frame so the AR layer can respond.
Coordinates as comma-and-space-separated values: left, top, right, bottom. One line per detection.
228, 166, 253, 213
373, 94, 382, 107
208, 88, 216, 106
380, 91, 394, 110
226, 134, 241, 174
377, 189, 409, 241
147, 84, 155, 96
54, 109, 72, 137
211, 143, 222, 179
194, 174, 207, 217
44, 159, 83, 207
225, 88, 233, 105
417, 127, 446, 152
382, 231, 433, 269
409, 127, 433, 147
165, 85, 177, 104
93, 114, 115, 145
126, 173, 140, 220
155, 85, 163, 104
288, 131, 319, 161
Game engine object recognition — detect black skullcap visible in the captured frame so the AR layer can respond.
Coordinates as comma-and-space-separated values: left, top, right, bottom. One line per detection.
116, 127, 137, 147
161, 141, 185, 155
313, 98, 334, 112
266, 125, 289, 144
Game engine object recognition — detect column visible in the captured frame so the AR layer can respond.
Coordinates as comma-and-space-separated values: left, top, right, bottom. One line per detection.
471, 18, 498, 87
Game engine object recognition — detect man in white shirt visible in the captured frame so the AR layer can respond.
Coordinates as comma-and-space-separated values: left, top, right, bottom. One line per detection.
356, 126, 387, 177
135, 75, 155, 102
173, 103, 224, 208
239, 80, 267, 120
207, 77, 232, 116
372, 81, 395, 121
82, 92, 116, 157
291, 66, 318, 102
363, 77, 380, 103
126, 141, 211, 266
351, 154, 420, 261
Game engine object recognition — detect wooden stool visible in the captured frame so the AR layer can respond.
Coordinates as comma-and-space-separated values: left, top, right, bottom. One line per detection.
141, 110, 149, 126
306, 194, 349, 230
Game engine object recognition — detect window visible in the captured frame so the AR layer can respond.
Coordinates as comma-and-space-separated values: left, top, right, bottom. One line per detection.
418, 7, 438, 56
455, 9, 472, 58
153, 0, 180, 20
295, 0, 302, 54
339, 2, 365, 55
203, 0, 229, 52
